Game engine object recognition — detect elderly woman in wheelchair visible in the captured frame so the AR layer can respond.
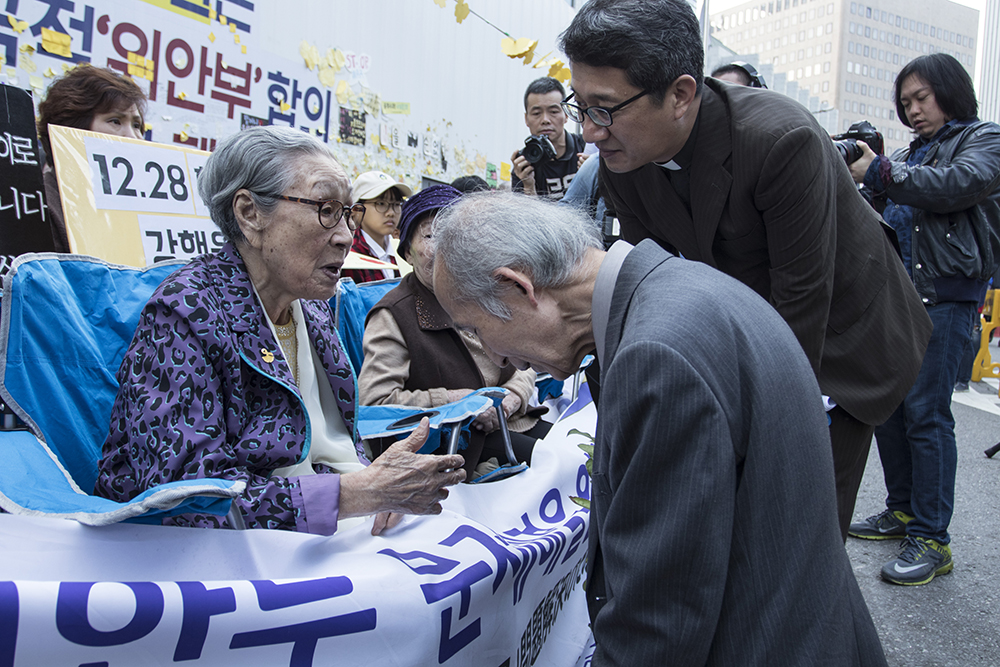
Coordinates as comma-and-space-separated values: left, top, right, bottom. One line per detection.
358, 185, 550, 481
94, 126, 465, 535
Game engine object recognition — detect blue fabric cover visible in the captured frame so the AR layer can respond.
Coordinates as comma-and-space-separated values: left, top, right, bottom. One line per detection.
1, 255, 184, 490
0, 430, 242, 524
0, 254, 243, 524
356, 392, 494, 454
334, 276, 401, 374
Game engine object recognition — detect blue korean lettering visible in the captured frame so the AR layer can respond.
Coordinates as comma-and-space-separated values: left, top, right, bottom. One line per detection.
0, 581, 17, 667
576, 462, 590, 500
378, 548, 460, 576
55, 582, 164, 647
173, 582, 237, 662
438, 525, 522, 594
420, 561, 492, 663
28, 0, 95, 62
229, 578, 375, 667
250, 577, 351, 610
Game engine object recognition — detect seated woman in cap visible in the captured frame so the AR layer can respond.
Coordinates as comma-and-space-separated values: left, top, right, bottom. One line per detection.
341, 171, 412, 284
95, 126, 465, 535
358, 186, 550, 479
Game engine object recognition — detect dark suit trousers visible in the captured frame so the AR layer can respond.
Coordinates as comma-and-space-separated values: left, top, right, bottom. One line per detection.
830, 405, 875, 541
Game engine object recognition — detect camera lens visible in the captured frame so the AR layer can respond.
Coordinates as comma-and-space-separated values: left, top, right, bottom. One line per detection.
522, 143, 544, 164
834, 139, 863, 165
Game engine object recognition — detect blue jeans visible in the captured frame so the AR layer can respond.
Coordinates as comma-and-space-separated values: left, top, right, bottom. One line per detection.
873, 300, 977, 544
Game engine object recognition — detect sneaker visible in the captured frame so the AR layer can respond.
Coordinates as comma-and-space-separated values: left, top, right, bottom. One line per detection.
955, 382, 970, 392
881, 536, 954, 585
848, 509, 914, 540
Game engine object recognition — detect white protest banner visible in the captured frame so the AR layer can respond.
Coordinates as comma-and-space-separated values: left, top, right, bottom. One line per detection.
0, 395, 598, 667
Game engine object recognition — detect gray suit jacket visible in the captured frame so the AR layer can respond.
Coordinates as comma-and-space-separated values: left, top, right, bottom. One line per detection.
588, 240, 886, 666
601, 79, 931, 426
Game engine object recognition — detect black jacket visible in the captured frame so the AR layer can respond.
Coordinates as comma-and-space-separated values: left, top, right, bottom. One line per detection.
881, 120, 1000, 305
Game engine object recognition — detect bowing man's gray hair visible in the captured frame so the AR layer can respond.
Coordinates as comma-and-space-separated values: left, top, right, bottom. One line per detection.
198, 125, 340, 245
432, 191, 602, 320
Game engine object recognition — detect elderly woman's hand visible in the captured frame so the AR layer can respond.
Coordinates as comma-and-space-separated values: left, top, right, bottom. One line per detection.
471, 392, 522, 432
339, 418, 466, 534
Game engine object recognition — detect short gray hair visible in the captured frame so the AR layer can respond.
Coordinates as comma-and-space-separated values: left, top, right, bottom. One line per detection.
198, 125, 340, 245
432, 191, 602, 320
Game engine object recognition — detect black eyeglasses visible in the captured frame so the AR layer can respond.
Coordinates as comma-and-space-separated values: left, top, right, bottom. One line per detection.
561, 90, 650, 127
276, 195, 364, 231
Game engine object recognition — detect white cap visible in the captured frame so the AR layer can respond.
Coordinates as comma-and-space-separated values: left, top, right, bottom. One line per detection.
351, 171, 413, 202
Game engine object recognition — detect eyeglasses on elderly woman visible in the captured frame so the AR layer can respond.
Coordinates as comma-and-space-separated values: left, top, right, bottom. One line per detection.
276, 195, 365, 230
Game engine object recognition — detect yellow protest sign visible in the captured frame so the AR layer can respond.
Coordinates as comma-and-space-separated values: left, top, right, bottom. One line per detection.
49, 125, 219, 266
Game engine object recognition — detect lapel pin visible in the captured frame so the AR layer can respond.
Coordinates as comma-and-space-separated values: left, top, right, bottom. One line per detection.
261, 348, 275, 363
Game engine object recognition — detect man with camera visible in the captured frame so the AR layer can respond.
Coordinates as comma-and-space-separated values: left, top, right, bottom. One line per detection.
560, 0, 932, 545
847, 53, 1000, 586
510, 77, 586, 199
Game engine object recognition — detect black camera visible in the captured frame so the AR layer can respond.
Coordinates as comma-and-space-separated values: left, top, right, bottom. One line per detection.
518, 134, 557, 164
832, 120, 884, 165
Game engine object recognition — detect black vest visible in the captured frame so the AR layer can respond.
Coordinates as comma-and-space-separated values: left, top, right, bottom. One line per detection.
365, 272, 514, 474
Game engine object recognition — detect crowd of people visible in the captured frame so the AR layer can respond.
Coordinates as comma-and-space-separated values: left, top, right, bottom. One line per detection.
13, 0, 1000, 663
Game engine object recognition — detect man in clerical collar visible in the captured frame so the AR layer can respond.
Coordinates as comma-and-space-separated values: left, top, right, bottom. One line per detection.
559, 0, 932, 545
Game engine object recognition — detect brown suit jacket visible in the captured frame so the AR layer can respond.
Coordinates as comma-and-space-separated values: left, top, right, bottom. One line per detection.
601, 79, 931, 426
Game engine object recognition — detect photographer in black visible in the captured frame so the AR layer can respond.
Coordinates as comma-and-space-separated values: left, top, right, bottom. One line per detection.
847, 53, 1000, 586
510, 77, 586, 199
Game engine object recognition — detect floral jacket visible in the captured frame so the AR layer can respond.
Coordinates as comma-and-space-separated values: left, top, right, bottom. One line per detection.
95, 243, 364, 533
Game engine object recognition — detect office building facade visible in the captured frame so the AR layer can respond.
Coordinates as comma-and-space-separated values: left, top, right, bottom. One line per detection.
980, 0, 999, 123
710, 0, 979, 153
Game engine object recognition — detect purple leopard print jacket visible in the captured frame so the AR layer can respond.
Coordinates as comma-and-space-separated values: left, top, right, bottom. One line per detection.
95, 243, 366, 533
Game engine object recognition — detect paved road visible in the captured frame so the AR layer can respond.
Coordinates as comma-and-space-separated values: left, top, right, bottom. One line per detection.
847, 378, 1000, 667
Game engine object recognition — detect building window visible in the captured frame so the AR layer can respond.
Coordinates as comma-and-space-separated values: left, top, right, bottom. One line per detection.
806, 65, 813, 77
847, 61, 854, 73
846, 80, 852, 92
851, 1, 857, 13
864, 45, 869, 57
824, 61, 831, 72
825, 42, 832, 53
823, 81, 830, 92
